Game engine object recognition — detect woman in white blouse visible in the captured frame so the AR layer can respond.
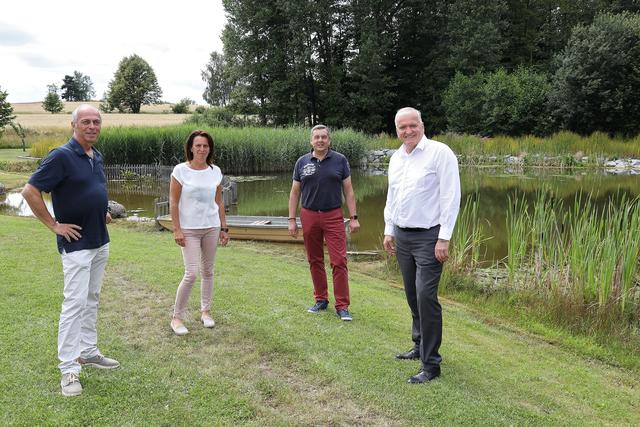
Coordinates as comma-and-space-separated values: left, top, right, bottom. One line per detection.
169, 130, 229, 335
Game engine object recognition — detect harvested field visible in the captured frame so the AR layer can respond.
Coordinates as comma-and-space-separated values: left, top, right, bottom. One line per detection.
12, 101, 193, 128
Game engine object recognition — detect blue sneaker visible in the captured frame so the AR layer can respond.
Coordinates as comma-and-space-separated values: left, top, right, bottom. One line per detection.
336, 309, 352, 321
307, 300, 329, 313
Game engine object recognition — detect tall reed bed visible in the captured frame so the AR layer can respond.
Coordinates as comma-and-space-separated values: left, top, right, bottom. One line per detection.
505, 191, 640, 332
449, 195, 486, 273
93, 125, 368, 174
437, 131, 640, 160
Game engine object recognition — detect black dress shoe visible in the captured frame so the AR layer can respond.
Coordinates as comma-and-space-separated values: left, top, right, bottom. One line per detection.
407, 367, 440, 383
395, 348, 420, 360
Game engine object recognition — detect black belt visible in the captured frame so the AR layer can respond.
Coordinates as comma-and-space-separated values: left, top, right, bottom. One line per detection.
397, 225, 438, 232
303, 207, 340, 213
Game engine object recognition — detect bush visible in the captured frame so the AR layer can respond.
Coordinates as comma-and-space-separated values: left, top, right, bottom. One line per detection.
443, 72, 485, 135
551, 12, 640, 136
171, 98, 192, 114
443, 67, 552, 136
186, 106, 240, 127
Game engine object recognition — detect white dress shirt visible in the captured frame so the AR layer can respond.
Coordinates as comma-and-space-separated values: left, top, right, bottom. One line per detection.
384, 136, 461, 240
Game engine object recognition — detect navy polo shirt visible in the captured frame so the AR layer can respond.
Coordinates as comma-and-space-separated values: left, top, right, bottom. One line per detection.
28, 138, 110, 254
293, 149, 351, 211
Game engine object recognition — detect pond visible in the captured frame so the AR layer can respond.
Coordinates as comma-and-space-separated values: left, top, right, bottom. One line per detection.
4, 168, 639, 262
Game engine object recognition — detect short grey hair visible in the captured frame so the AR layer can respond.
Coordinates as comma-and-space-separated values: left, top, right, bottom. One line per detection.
311, 124, 330, 137
395, 107, 423, 125
71, 104, 101, 123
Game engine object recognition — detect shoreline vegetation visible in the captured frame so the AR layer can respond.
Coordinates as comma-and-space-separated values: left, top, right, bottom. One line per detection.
2, 123, 640, 173
1, 216, 639, 425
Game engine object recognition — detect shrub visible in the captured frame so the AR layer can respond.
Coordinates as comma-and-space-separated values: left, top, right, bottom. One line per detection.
551, 12, 640, 136
443, 72, 485, 135
186, 106, 239, 127
171, 98, 192, 114
444, 68, 552, 136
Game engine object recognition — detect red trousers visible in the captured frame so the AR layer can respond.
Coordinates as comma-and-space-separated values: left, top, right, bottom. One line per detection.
300, 207, 350, 310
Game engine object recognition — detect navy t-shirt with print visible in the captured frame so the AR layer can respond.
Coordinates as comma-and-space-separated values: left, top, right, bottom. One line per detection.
292, 149, 351, 211
28, 138, 110, 254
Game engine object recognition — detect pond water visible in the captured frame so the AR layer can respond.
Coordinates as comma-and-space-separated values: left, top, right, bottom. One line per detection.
4, 168, 639, 262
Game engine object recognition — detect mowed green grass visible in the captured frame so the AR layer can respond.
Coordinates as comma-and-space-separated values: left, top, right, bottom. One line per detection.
1, 215, 639, 425
0, 148, 32, 161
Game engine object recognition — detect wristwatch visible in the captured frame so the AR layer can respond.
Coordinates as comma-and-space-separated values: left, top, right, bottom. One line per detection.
350, 215, 358, 220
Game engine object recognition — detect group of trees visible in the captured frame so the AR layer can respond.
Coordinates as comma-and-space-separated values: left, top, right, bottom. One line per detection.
210, 0, 640, 136
37, 56, 164, 115
41, 71, 95, 113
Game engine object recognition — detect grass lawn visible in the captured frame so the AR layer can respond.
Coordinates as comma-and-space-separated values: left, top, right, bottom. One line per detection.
1, 215, 639, 425
0, 148, 32, 161
0, 171, 30, 190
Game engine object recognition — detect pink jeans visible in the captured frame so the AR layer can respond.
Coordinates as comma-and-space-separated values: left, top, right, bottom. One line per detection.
173, 227, 220, 319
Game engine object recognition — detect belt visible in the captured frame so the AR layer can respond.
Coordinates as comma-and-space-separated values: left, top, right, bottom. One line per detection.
303, 207, 340, 213
397, 225, 439, 232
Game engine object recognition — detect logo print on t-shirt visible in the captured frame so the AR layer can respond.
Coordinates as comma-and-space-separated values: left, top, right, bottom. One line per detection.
301, 163, 316, 177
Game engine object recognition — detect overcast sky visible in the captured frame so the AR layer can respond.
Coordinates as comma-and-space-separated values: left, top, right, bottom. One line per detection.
0, 0, 226, 104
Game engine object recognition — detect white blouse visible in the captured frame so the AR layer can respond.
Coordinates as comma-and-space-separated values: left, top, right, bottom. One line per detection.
172, 162, 223, 229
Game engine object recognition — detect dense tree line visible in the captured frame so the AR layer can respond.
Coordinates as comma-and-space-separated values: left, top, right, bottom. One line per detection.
218, 0, 640, 136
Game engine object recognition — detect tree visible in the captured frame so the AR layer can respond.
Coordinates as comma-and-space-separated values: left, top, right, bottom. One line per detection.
202, 52, 232, 107
42, 86, 64, 114
0, 87, 16, 137
61, 71, 95, 101
551, 12, 640, 135
104, 54, 163, 113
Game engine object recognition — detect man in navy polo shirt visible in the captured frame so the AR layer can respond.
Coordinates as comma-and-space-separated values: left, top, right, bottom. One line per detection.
288, 124, 360, 321
22, 104, 119, 397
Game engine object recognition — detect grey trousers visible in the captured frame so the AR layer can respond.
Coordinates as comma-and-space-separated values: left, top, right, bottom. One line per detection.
395, 225, 443, 370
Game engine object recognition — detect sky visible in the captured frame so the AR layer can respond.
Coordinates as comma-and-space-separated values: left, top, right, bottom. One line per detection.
0, 0, 226, 104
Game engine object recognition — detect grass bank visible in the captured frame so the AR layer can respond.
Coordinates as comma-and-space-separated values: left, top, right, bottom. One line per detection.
1, 215, 639, 425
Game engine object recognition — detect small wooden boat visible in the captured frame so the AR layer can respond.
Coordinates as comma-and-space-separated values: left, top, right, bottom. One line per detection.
157, 215, 350, 243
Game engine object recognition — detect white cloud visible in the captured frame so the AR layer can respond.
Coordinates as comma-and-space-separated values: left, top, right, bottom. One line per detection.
0, 0, 226, 103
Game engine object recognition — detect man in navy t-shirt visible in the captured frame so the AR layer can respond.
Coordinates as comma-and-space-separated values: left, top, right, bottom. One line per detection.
288, 124, 361, 321
22, 104, 120, 397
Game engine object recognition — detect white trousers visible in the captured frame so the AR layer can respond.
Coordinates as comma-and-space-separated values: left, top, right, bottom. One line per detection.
58, 243, 109, 374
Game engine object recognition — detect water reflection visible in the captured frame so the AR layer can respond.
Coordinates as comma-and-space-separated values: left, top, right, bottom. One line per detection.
4, 168, 639, 261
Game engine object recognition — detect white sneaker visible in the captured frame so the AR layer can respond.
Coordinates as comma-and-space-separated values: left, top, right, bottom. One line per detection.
61, 372, 82, 396
201, 316, 215, 328
171, 320, 189, 335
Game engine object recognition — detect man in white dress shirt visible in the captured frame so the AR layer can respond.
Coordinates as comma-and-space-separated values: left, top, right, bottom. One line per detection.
383, 107, 461, 383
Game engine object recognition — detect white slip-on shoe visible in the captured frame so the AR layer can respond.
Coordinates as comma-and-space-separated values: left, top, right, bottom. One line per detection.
171, 321, 189, 336
201, 316, 215, 328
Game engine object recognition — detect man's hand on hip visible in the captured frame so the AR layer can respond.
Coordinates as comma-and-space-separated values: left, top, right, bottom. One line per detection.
53, 222, 82, 242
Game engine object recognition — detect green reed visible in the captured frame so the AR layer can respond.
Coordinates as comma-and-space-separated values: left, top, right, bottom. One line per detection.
91, 125, 367, 174
437, 131, 640, 164
507, 191, 640, 322
505, 193, 530, 283
449, 195, 486, 273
